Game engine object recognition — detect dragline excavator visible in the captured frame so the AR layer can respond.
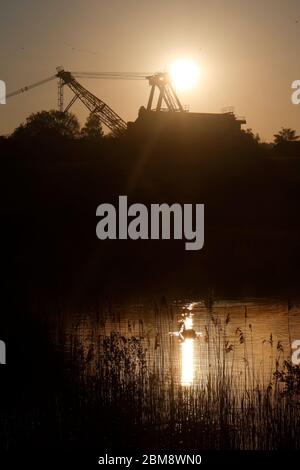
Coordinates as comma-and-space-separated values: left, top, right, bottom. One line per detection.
5, 67, 185, 136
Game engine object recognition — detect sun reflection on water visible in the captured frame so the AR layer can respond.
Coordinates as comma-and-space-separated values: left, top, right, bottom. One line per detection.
181, 338, 194, 386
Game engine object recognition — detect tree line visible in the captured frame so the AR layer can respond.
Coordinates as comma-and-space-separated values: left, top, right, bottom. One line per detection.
1, 109, 300, 147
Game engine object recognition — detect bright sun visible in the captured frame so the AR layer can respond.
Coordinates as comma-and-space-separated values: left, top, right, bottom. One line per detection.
169, 59, 200, 90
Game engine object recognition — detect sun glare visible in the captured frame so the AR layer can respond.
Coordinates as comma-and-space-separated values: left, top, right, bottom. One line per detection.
169, 59, 200, 90
181, 339, 194, 386
180, 314, 194, 386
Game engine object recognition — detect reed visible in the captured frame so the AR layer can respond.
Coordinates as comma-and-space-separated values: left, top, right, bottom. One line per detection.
53, 303, 300, 450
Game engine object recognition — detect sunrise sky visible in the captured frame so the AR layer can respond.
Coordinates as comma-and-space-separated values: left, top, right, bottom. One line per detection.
1, 0, 300, 141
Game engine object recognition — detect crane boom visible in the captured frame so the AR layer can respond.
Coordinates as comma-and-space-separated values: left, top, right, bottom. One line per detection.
56, 69, 127, 136
57, 69, 151, 113
6, 75, 57, 99
72, 72, 149, 80
5, 71, 148, 101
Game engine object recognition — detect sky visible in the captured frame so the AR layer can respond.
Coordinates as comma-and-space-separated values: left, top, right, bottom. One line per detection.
1, 0, 300, 141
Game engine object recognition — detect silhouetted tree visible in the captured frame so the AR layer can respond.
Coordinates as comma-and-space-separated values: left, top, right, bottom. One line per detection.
11, 110, 80, 139
274, 127, 299, 144
242, 128, 260, 144
81, 113, 104, 139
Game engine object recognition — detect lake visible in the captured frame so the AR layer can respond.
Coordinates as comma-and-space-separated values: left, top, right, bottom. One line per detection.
58, 298, 300, 389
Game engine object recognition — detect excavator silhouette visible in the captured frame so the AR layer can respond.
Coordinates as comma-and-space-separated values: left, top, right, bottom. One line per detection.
6, 68, 184, 136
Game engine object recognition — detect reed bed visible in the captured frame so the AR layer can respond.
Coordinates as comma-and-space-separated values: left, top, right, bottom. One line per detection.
50, 303, 300, 450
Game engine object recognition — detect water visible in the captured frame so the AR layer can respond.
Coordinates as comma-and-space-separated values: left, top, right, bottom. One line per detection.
58, 298, 300, 389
